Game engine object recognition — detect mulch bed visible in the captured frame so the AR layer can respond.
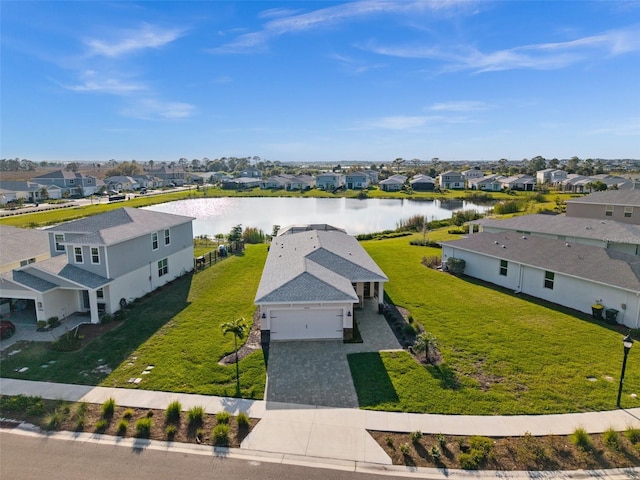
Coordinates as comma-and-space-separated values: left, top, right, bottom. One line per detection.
218, 309, 262, 365
371, 430, 640, 471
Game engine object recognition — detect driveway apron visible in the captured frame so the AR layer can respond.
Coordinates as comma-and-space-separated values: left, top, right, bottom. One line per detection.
265, 300, 401, 408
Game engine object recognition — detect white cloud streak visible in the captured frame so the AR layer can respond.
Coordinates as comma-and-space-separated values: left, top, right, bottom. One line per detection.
85, 24, 184, 57
121, 98, 196, 120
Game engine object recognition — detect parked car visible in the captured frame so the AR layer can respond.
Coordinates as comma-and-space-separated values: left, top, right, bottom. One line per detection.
0, 320, 16, 339
107, 189, 120, 196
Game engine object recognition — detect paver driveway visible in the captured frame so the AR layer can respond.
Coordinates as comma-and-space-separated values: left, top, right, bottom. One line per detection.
265, 300, 401, 408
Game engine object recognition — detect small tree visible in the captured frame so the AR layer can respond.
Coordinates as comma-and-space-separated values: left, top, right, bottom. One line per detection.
413, 332, 437, 364
221, 317, 247, 395
446, 257, 465, 276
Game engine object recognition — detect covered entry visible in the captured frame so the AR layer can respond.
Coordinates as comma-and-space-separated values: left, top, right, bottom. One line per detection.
270, 308, 343, 341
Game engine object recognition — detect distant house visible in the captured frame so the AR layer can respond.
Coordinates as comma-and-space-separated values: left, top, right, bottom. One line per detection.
30, 170, 102, 197
565, 190, 640, 225
255, 225, 388, 341
221, 177, 262, 190
442, 231, 640, 329
240, 167, 262, 178
437, 171, 465, 189
345, 172, 370, 189
498, 175, 536, 191
285, 174, 315, 191
146, 166, 187, 186
379, 174, 407, 192
409, 174, 436, 192
363, 169, 379, 185
462, 169, 485, 180
261, 176, 288, 189
536, 168, 567, 186
468, 174, 503, 191
0, 208, 194, 325
315, 173, 344, 190
0, 181, 62, 202
104, 176, 140, 191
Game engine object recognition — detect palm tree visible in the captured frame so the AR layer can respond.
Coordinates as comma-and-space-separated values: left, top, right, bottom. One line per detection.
221, 317, 247, 395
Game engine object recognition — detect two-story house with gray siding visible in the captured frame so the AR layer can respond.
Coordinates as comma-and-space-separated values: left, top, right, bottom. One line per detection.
31, 170, 102, 197
566, 190, 640, 225
315, 173, 344, 190
0, 208, 194, 326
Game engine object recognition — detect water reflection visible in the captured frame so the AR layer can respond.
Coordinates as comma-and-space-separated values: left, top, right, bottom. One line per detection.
144, 197, 491, 237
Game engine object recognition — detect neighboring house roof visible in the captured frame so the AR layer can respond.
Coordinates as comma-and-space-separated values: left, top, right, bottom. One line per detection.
410, 174, 435, 184
566, 190, 640, 207
444, 232, 640, 292
500, 175, 536, 185
475, 214, 640, 245
255, 226, 388, 304
380, 174, 407, 185
0, 181, 42, 193
0, 225, 50, 268
47, 207, 194, 247
31, 170, 95, 181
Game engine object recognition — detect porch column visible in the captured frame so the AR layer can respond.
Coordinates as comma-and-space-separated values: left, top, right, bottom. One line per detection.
378, 282, 384, 312
89, 290, 100, 324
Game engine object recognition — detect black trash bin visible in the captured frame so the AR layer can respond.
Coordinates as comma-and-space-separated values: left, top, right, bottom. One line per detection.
605, 308, 619, 325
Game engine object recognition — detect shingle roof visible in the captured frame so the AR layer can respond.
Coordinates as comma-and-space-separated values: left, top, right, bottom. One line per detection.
255, 227, 388, 304
444, 232, 640, 292
475, 214, 640, 245
7, 270, 58, 292
25, 255, 112, 289
46, 207, 194, 246
0, 226, 50, 267
566, 190, 640, 207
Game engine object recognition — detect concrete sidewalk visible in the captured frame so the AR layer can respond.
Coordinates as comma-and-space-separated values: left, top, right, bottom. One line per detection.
2, 378, 640, 466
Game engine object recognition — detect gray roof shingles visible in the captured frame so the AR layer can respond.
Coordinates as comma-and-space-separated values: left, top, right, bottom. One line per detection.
255, 228, 387, 304
566, 190, 640, 207
445, 232, 640, 292
0, 225, 50, 267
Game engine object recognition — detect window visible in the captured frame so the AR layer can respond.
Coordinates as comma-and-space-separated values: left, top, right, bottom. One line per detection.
605, 205, 614, 216
96, 288, 104, 299
158, 258, 168, 277
20, 260, 27, 267
544, 271, 555, 289
19, 258, 36, 267
164, 228, 171, 246
74, 247, 83, 264
624, 207, 633, 218
152, 232, 158, 250
55, 234, 65, 252
91, 247, 100, 264
499, 260, 508, 276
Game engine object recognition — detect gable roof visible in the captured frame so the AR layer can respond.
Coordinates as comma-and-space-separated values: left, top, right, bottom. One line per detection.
255, 226, 388, 304
31, 170, 94, 180
566, 190, 640, 207
46, 207, 194, 246
380, 174, 407, 185
475, 214, 640, 245
444, 231, 640, 292
410, 174, 435, 184
0, 225, 50, 267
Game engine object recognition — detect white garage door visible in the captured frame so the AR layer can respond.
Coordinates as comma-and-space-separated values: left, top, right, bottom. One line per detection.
270, 308, 343, 341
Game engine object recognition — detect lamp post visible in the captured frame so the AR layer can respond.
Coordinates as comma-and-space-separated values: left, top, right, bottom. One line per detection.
616, 334, 634, 408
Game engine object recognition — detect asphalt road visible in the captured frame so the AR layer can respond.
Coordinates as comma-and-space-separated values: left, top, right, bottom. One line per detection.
0, 432, 385, 480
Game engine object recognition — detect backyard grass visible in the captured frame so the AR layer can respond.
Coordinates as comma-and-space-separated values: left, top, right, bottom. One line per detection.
350, 234, 640, 414
0, 245, 268, 398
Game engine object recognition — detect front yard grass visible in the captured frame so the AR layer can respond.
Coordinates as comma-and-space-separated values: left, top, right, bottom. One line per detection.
1, 245, 268, 399
351, 234, 640, 414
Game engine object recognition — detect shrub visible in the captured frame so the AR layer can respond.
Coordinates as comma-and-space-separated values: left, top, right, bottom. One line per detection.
399, 443, 411, 455
385, 436, 394, 448
43, 408, 66, 431
165, 424, 177, 440
101, 398, 116, 419
458, 452, 478, 470
469, 436, 494, 457
569, 427, 592, 451
0, 395, 45, 416
116, 419, 128, 436
195, 428, 205, 443
625, 427, 640, 444
146, 409, 154, 418
95, 418, 108, 433
36, 320, 48, 331
215, 411, 231, 424
212, 423, 230, 446
51, 330, 81, 351
236, 412, 250, 429
47, 316, 60, 328
165, 400, 182, 423
603, 428, 620, 450
187, 406, 205, 427
493, 200, 521, 215
100, 314, 113, 324
135, 418, 152, 438
113, 309, 128, 321
410, 430, 423, 444
123, 408, 134, 419
437, 433, 446, 447
73, 402, 88, 430
430, 445, 441, 461
446, 257, 465, 275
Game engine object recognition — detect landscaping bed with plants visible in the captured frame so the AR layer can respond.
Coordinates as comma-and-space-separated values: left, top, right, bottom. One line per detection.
0, 395, 257, 448
372, 429, 640, 470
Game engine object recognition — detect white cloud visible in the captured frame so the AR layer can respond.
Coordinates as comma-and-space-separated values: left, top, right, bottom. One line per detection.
589, 118, 640, 137
121, 98, 195, 120
63, 70, 145, 94
429, 101, 492, 112
363, 25, 640, 73
368, 115, 437, 130
86, 24, 183, 57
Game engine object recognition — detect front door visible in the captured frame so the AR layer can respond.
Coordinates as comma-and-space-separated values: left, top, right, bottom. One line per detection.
82, 290, 90, 310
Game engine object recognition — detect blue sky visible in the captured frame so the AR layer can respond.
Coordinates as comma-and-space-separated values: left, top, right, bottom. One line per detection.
2, 1, 639, 164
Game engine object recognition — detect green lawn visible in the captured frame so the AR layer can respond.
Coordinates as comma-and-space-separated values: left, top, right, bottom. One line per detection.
1, 245, 268, 399
350, 234, 640, 414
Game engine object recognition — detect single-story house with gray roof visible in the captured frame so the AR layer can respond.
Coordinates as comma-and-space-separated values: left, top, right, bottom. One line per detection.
255, 225, 388, 341
0, 207, 194, 325
442, 231, 640, 329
